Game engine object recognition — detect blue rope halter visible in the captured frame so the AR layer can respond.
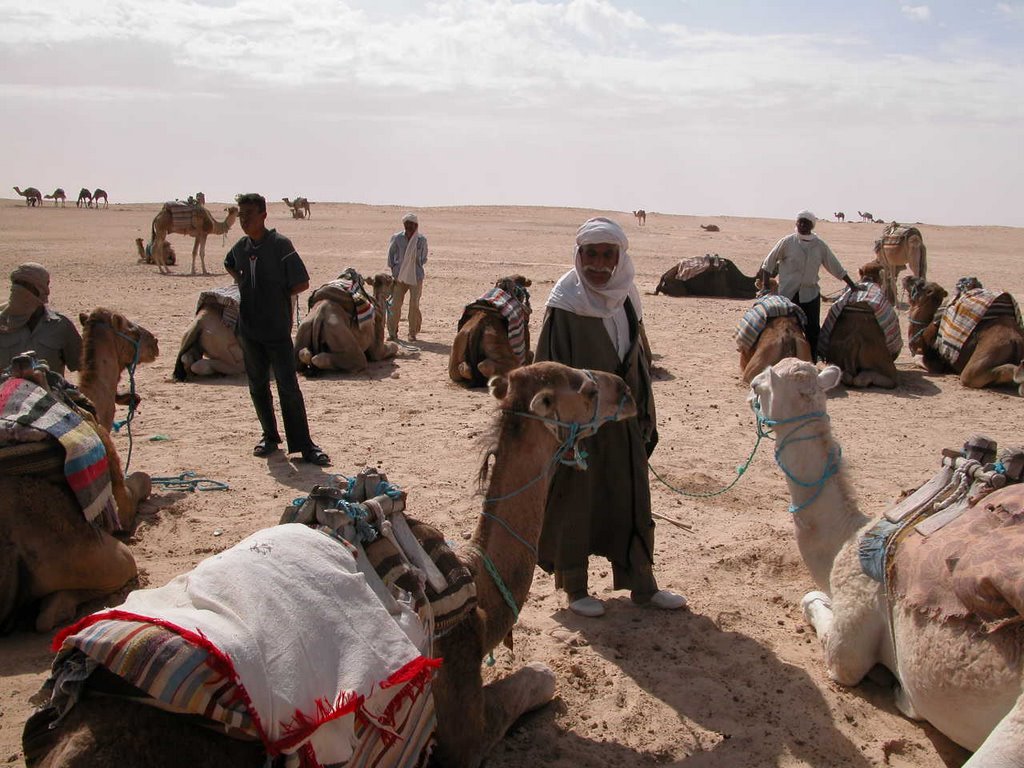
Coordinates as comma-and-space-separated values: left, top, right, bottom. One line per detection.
752, 397, 841, 514
110, 328, 141, 473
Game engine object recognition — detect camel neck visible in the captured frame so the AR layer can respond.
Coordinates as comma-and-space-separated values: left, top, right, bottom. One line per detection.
78, 325, 127, 429
775, 423, 869, 593
464, 419, 553, 652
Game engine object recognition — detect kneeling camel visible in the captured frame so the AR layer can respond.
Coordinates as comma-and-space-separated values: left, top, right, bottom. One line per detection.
450, 275, 533, 387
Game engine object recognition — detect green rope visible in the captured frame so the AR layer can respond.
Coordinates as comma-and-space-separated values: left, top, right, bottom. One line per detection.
151, 471, 229, 492
466, 544, 519, 667
648, 425, 767, 499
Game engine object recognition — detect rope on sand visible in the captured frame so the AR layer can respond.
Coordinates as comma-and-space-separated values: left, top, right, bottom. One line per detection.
152, 471, 229, 492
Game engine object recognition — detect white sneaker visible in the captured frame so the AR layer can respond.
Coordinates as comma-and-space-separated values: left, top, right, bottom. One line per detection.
568, 596, 605, 618
648, 590, 687, 611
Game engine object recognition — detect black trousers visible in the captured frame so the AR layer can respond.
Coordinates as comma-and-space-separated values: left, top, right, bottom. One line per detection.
794, 293, 822, 362
239, 335, 313, 453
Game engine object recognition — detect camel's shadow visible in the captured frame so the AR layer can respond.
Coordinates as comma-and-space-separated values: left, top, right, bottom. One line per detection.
301, 359, 400, 382
173, 374, 248, 388
893, 368, 944, 398
397, 339, 450, 356
496, 609, 879, 767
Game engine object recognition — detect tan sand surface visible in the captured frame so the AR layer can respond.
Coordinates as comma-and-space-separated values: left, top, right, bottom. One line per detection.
1, 200, 1021, 766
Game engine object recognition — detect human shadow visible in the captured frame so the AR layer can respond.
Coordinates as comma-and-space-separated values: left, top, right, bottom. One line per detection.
397, 339, 450, 356
172, 374, 248, 388
265, 451, 334, 492
552, 608, 877, 767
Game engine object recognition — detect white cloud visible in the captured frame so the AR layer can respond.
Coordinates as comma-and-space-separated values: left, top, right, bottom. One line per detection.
900, 4, 932, 21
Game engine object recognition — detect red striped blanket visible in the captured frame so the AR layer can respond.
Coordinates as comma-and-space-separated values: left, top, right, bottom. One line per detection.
937, 289, 1023, 367
0, 377, 116, 527
819, 283, 902, 359
459, 287, 530, 365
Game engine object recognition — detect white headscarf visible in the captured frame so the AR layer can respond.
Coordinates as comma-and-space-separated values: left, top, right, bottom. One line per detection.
546, 217, 642, 320
795, 209, 818, 242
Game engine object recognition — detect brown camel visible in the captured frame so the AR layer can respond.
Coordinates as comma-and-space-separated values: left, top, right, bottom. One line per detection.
149, 202, 239, 275
77, 308, 160, 431
905, 277, 1024, 394
858, 210, 873, 223
75, 188, 92, 208
23, 362, 635, 768
295, 269, 398, 373
834, 211, 845, 222
13, 186, 42, 207
133, 237, 176, 267
91, 189, 108, 208
699, 224, 720, 232
282, 196, 312, 219
450, 275, 533, 387
818, 275, 900, 388
44, 188, 67, 207
173, 287, 244, 380
655, 254, 762, 298
632, 209, 646, 225
0, 316, 156, 633
739, 316, 812, 384
873, 222, 927, 304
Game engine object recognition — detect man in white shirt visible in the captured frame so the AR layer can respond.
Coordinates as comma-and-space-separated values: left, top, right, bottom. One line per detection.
386, 213, 428, 342
757, 210, 857, 360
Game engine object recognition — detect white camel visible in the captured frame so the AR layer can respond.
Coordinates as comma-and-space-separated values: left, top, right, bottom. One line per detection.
750, 357, 1024, 765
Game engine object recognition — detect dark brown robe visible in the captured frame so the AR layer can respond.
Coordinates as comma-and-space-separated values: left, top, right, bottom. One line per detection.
534, 299, 658, 593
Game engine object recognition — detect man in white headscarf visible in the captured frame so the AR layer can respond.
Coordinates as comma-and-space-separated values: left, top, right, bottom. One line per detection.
757, 210, 857, 360
0, 262, 82, 375
386, 213, 429, 342
535, 217, 687, 618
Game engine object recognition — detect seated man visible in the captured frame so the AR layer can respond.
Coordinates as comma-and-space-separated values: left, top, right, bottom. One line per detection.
0, 263, 82, 376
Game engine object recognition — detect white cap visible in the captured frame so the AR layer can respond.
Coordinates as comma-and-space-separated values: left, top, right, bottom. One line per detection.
402, 212, 418, 224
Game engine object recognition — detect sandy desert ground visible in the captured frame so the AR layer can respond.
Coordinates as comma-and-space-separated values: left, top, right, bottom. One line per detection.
0, 198, 1021, 767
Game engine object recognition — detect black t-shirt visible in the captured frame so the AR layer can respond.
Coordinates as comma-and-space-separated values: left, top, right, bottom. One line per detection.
224, 229, 309, 341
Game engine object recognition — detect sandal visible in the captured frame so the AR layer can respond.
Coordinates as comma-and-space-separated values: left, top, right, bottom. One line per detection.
253, 439, 280, 458
301, 447, 331, 466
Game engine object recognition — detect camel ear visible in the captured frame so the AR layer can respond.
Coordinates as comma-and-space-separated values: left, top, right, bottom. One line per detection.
111, 313, 130, 333
528, 389, 556, 418
488, 374, 509, 401
79, 312, 89, 326
818, 365, 842, 392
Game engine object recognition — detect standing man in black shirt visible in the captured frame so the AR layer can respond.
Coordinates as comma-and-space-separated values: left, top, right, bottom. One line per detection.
224, 193, 330, 466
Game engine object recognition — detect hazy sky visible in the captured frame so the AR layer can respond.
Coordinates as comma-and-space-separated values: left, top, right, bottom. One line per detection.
3, 0, 1022, 225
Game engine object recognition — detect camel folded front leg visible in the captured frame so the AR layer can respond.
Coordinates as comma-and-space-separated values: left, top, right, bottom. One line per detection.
801, 591, 881, 687
962, 695, 1024, 767
191, 358, 245, 376
961, 361, 1019, 390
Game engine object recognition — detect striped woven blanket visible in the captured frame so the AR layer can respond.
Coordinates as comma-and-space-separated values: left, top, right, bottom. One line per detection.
675, 254, 719, 282
819, 283, 902, 359
735, 295, 807, 352
938, 289, 1023, 367
196, 284, 240, 330
459, 287, 529, 365
0, 377, 115, 527
309, 275, 375, 328
164, 202, 200, 233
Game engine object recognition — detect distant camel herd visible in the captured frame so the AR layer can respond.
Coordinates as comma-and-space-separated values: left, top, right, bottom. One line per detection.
13, 186, 108, 208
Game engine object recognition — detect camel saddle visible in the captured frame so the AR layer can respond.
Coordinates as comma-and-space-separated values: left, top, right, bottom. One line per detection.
859, 441, 1024, 632
163, 201, 201, 232
873, 223, 922, 253
196, 284, 241, 329
734, 295, 807, 352
818, 282, 902, 360
936, 288, 1023, 368
459, 287, 531, 366
308, 270, 375, 328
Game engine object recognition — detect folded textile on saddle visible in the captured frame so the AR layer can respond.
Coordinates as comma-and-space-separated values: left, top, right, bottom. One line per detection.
196, 284, 241, 329
818, 282, 902, 359
734, 295, 807, 352
0, 377, 116, 527
459, 287, 530, 366
52, 524, 440, 766
674, 254, 720, 283
309, 275, 375, 328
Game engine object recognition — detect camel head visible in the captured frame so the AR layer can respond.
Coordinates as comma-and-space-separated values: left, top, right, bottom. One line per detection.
858, 261, 885, 286
79, 308, 159, 368
754, 273, 779, 294
366, 272, 395, 302
905, 278, 946, 318
494, 274, 532, 312
488, 362, 637, 444
748, 358, 842, 428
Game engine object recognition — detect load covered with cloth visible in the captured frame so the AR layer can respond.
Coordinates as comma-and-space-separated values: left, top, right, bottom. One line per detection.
735, 295, 808, 353
818, 282, 902, 360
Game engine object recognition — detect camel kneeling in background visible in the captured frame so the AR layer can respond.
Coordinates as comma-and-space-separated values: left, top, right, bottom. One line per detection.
174, 288, 244, 380
23, 362, 635, 768
736, 295, 811, 383
450, 275, 533, 387
752, 357, 1024, 762
295, 270, 397, 373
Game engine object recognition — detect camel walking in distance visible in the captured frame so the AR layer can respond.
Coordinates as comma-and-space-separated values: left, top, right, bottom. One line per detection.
24, 362, 635, 768
751, 357, 1024, 762
834, 211, 845, 222
92, 189, 108, 208
632, 209, 646, 225
77, 308, 160, 432
13, 187, 42, 207
858, 211, 874, 223
44, 189, 67, 207
282, 196, 312, 219
0, 312, 156, 632
75, 188, 92, 208
149, 202, 239, 275
905, 277, 1024, 394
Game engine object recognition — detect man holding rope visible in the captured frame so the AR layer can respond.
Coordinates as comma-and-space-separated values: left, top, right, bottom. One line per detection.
534, 217, 686, 618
